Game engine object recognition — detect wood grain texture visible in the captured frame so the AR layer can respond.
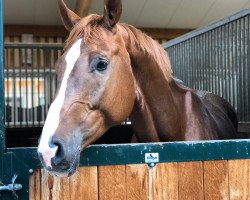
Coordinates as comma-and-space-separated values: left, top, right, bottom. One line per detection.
204, 160, 229, 200
48, 37, 54, 67
98, 165, 126, 200
58, 176, 70, 200
5, 36, 11, 69
13, 36, 20, 67
41, 169, 54, 200
154, 162, 178, 200
40, 169, 70, 200
39, 37, 45, 67
228, 159, 249, 200
29, 169, 41, 200
178, 161, 203, 200
70, 166, 98, 200
126, 164, 149, 200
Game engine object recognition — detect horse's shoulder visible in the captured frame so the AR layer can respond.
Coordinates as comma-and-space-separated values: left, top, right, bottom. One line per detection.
193, 89, 238, 134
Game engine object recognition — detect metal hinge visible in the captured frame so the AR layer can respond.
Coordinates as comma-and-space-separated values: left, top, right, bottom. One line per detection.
0, 174, 22, 199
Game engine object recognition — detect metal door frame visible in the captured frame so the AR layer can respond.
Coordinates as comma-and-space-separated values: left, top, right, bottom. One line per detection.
0, 0, 5, 155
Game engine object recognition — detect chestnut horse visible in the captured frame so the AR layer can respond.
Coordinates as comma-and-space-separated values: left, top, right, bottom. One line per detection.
38, 0, 237, 176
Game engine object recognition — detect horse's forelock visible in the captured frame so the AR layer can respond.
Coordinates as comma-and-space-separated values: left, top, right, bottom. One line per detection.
65, 14, 106, 50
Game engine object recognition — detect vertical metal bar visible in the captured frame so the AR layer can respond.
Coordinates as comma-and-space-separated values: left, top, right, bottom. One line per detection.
247, 15, 250, 121
0, 0, 5, 154
242, 17, 247, 121
49, 48, 52, 105
42, 48, 48, 120
192, 37, 196, 89
6, 48, 9, 128
211, 30, 215, 94
31, 47, 34, 126
204, 32, 207, 91
192, 38, 194, 88
202, 33, 205, 91
240, 18, 244, 121
189, 39, 192, 88
227, 23, 231, 107
25, 48, 28, 126
238, 19, 242, 121
198, 36, 201, 91
37, 47, 41, 126
223, 25, 227, 99
12, 47, 16, 126
236, 20, 241, 121
176, 45, 179, 79
218, 26, 222, 97
232, 21, 236, 111
206, 31, 209, 92
191, 38, 195, 89
19, 46, 22, 126
206, 32, 209, 92
214, 28, 218, 96
211, 30, 214, 93
225, 24, 229, 101
53, 46, 57, 100
186, 40, 189, 85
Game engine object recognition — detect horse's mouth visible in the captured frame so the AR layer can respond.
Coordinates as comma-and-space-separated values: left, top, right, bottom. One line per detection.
40, 152, 80, 177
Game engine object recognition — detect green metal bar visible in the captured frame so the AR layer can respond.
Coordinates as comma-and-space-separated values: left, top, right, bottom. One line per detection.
8, 139, 250, 168
0, 0, 5, 154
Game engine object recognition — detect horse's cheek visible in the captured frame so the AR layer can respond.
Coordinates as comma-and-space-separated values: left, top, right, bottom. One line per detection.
100, 64, 135, 124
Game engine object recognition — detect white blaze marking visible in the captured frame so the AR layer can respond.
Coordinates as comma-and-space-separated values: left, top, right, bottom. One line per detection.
38, 39, 82, 167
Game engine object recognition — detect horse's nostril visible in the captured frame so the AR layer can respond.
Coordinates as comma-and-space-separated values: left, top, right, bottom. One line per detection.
50, 139, 66, 166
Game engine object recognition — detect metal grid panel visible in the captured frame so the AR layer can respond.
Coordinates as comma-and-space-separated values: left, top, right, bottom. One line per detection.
165, 9, 250, 122
4, 43, 63, 128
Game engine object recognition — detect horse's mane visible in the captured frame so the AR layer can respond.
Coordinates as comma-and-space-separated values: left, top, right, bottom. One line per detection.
65, 14, 172, 81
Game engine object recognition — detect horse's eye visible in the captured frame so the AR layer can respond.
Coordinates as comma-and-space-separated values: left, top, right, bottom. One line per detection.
95, 60, 108, 71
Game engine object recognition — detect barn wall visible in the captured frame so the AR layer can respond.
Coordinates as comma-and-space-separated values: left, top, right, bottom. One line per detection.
4, 24, 192, 44
30, 159, 250, 200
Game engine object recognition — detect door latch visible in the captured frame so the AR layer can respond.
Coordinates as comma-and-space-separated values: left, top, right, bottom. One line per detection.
0, 174, 22, 199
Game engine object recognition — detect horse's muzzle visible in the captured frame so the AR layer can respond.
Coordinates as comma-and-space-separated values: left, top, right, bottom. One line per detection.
38, 137, 80, 177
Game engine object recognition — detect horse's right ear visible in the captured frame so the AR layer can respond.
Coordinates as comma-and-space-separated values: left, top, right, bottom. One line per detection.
103, 0, 122, 28
58, 0, 81, 31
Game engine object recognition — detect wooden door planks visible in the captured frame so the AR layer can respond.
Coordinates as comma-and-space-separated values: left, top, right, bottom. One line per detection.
126, 164, 149, 200
178, 161, 204, 200
98, 165, 126, 200
29, 169, 41, 200
228, 159, 249, 200
40, 169, 70, 200
70, 166, 98, 200
30, 159, 250, 200
154, 162, 178, 200
31, 167, 98, 200
204, 160, 229, 200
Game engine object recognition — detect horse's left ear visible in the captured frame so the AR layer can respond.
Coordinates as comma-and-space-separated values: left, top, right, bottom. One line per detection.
103, 0, 122, 28
58, 0, 81, 31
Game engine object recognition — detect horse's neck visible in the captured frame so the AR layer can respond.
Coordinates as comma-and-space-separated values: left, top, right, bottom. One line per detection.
128, 49, 184, 142
120, 25, 215, 141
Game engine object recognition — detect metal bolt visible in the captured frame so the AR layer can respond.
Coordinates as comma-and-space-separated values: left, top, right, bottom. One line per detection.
149, 163, 156, 168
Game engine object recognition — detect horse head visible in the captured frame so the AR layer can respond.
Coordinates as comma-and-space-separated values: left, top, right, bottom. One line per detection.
38, 0, 136, 176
